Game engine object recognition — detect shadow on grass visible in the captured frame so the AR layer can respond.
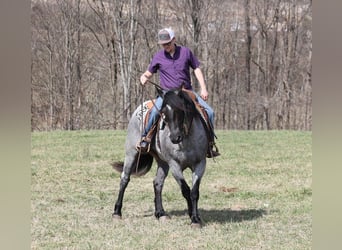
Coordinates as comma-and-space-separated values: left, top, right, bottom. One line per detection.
169, 208, 267, 223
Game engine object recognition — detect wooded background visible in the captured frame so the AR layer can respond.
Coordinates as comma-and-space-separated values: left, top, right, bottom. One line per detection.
31, 0, 312, 131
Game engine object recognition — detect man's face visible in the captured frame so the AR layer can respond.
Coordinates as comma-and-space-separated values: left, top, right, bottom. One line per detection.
162, 38, 175, 53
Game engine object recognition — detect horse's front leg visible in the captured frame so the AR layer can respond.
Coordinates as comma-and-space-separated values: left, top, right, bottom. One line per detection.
153, 162, 169, 219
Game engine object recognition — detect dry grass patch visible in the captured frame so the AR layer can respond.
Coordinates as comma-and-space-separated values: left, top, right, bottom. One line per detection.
31, 130, 311, 249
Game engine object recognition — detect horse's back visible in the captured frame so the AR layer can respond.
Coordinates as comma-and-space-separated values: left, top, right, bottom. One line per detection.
125, 105, 143, 151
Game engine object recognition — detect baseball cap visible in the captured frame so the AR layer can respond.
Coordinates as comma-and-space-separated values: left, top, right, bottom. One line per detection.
157, 28, 175, 44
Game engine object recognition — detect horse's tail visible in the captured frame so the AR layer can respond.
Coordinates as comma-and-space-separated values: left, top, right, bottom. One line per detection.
112, 161, 125, 173
111, 154, 154, 177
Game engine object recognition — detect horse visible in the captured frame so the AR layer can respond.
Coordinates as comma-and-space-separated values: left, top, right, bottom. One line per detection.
112, 86, 209, 227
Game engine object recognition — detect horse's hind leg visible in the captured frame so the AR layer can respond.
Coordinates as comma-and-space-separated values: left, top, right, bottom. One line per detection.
189, 178, 202, 225
113, 171, 130, 218
153, 163, 169, 219
172, 166, 204, 226
112, 155, 136, 219
179, 179, 192, 216
172, 171, 193, 218
189, 163, 206, 226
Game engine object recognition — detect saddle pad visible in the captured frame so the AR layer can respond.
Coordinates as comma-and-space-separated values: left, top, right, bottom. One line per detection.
135, 100, 155, 127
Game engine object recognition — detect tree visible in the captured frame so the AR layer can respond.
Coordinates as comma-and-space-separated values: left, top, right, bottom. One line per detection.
31, 0, 312, 131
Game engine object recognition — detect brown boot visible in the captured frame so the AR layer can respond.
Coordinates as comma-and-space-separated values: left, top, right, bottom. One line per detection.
136, 137, 151, 153
207, 141, 220, 158
136, 124, 157, 153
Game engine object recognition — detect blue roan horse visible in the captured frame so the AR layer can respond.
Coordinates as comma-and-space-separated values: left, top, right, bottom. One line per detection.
112, 87, 209, 227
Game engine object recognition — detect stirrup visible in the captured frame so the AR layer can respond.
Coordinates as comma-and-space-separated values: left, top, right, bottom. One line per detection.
136, 138, 151, 153
207, 141, 220, 158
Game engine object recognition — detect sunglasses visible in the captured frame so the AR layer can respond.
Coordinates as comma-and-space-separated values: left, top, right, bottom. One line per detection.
162, 41, 172, 46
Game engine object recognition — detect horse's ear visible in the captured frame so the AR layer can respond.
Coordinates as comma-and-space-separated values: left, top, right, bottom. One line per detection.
180, 82, 185, 90
175, 83, 184, 96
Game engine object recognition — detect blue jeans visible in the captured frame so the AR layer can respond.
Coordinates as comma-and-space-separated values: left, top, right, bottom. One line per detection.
194, 92, 214, 128
142, 96, 163, 136
142, 92, 215, 137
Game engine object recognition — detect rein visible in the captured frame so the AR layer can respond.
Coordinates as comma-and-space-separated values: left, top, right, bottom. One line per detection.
135, 85, 145, 174
136, 80, 165, 173
147, 79, 163, 92
146, 80, 165, 118
136, 81, 163, 173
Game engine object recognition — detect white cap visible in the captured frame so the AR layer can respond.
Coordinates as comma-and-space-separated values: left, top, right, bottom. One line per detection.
157, 28, 175, 44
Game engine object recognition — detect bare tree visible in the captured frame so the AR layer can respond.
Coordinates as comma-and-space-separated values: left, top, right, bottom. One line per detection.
112, 0, 141, 127
31, 0, 312, 131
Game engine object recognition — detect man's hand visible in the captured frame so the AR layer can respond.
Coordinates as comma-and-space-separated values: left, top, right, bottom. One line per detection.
140, 71, 152, 86
200, 88, 209, 101
140, 74, 148, 85
194, 68, 208, 101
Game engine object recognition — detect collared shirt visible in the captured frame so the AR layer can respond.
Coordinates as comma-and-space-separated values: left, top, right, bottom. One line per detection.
148, 45, 200, 90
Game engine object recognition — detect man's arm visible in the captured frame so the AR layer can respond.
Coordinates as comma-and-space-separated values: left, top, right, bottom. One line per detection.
194, 67, 209, 101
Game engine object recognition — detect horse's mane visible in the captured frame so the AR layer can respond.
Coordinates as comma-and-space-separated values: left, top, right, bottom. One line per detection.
162, 89, 196, 115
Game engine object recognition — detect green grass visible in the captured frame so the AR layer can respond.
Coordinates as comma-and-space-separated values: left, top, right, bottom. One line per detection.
31, 130, 312, 249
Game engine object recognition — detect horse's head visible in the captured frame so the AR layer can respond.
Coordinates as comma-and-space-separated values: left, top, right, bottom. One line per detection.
159, 87, 196, 144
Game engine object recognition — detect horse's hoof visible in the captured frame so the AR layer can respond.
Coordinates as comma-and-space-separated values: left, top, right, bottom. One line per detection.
159, 215, 171, 222
112, 214, 122, 220
191, 222, 202, 228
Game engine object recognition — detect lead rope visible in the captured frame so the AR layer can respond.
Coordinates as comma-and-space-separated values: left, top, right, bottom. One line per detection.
135, 85, 145, 174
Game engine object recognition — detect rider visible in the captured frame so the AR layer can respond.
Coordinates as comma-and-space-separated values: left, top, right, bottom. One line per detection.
138, 27, 220, 158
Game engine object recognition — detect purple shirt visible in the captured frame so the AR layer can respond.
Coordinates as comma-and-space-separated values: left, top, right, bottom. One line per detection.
148, 45, 200, 90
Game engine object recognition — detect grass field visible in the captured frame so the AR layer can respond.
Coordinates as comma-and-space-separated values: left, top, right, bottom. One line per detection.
31, 130, 312, 249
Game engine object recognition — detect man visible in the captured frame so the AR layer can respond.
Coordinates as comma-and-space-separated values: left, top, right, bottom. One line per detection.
138, 27, 219, 158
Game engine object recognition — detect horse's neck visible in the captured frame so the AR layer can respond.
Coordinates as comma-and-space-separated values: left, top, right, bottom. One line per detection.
192, 116, 208, 138
156, 116, 207, 144
155, 118, 208, 163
